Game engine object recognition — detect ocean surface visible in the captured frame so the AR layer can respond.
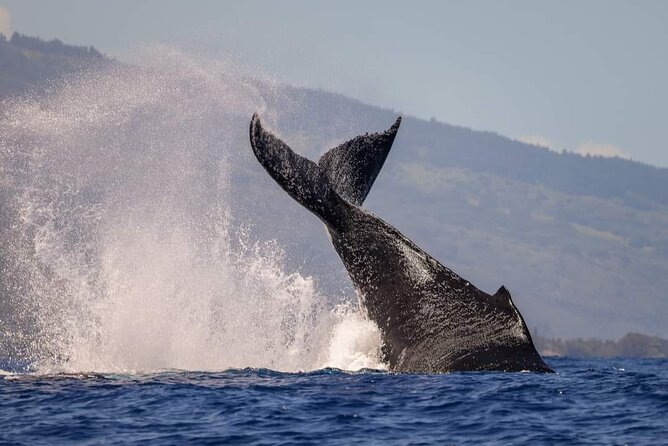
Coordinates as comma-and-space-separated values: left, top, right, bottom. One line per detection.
1, 357, 666, 445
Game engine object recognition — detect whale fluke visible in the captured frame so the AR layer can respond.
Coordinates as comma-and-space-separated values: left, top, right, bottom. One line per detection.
250, 113, 345, 230
250, 114, 402, 227
318, 117, 401, 205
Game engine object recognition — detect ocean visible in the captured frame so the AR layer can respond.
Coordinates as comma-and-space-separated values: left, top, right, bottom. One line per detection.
1, 357, 666, 445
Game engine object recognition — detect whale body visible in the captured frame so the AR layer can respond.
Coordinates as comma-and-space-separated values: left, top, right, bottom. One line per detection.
249, 114, 553, 373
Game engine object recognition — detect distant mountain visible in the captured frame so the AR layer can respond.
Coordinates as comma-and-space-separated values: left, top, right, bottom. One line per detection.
1, 33, 667, 344
536, 332, 668, 359
0, 32, 109, 99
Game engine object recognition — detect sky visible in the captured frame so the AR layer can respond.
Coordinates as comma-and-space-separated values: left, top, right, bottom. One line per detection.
2, 0, 667, 167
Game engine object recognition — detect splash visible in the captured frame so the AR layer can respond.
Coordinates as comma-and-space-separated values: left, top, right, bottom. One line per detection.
0, 47, 385, 374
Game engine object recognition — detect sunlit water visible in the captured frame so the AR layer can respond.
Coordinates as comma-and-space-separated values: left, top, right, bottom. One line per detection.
0, 358, 666, 445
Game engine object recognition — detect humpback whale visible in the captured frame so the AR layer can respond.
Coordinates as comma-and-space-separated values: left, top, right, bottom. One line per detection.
249, 114, 553, 373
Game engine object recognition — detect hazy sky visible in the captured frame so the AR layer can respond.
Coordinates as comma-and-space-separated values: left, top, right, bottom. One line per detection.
2, 1, 667, 167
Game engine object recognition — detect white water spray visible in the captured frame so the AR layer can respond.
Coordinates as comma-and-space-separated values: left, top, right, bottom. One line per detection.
0, 47, 385, 374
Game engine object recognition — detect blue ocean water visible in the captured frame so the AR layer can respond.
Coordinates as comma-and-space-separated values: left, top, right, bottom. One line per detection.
1, 357, 666, 445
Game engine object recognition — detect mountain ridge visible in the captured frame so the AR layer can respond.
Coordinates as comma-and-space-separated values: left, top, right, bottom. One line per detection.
0, 32, 109, 100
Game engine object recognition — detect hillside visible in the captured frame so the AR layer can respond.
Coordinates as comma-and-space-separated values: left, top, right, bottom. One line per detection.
0, 32, 108, 99
256, 87, 668, 340
535, 333, 668, 359
1, 34, 667, 345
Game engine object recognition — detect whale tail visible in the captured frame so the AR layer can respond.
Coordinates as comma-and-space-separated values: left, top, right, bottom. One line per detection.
249, 114, 401, 226
318, 117, 401, 206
